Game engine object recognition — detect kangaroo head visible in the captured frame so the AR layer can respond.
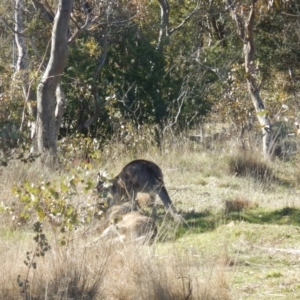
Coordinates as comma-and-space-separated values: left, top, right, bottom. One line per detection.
96, 171, 113, 196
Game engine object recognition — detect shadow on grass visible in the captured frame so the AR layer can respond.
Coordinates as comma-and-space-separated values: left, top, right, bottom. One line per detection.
174, 210, 221, 239
227, 207, 300, 225
173, 207, 300, 240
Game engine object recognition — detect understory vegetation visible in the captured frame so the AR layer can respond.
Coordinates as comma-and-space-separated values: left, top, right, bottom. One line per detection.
1, 133, 300, 300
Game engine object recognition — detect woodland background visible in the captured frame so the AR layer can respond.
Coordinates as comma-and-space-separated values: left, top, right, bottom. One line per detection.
0, 0, 300, 160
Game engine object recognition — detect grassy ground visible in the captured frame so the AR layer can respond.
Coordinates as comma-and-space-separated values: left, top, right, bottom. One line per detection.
1, 137, 300, 299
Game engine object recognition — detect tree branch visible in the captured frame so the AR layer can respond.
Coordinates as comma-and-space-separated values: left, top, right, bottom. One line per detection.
0, 16, 28, 37
169, 3, 199, 35
225, 0, 245, 39
31, 0, 55, 23
68, 10, 92, 44
163, 90, 187, 135
156, 0, 170, 50
244, 0, 256, 69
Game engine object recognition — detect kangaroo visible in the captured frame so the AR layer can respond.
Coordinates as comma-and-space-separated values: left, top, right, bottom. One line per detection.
100, 209, 157, 245
96, 159, 180, 221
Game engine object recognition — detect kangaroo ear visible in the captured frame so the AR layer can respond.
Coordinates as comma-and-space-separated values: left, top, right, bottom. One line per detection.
100, 170, 109, 177
97, 173, 101, 182
98, 170, 109, 182
103, 181, 113, 188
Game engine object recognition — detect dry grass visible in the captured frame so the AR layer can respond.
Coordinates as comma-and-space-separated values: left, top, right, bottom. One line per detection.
101, 243, 229, 300
2, 133, 300, 299
0, 231, 105, 299
0, 228, 231, 300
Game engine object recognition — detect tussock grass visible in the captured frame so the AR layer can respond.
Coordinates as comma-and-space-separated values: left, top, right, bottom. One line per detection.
227, 150, 274, 184
225, 197, 257, 213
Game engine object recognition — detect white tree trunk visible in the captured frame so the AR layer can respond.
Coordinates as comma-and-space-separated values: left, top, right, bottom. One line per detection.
36, 0, 73, 159
15, 0, 27, 73
226, 0, 273, 159
55, 84, 66, 135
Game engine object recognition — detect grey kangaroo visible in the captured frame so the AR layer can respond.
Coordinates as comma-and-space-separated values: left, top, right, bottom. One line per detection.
96, 159, 180, 221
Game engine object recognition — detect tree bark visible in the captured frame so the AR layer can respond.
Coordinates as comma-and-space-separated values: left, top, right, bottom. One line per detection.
36, 0, 73, 159
226, 0, 273, 159
156, 0, 170, 51
15, 0, 27, 72
14, 0, 37, 131
15, 0, 28, 129
55, 84, 66, 135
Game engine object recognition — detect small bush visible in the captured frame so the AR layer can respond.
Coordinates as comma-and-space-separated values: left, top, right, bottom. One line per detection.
228, 151, 274, 183
225, 198, 251, 213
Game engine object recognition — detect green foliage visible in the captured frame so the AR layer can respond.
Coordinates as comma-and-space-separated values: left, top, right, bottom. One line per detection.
0, 141, 40, 167
58, 134, 102, 167
0, 0, 300, 155
0, 32, 38, 167
0, 72, 26, 166
10, 163, 101, 299
63, 0, 215, 138
12, 172, 97, 232
0, 118, 39, 167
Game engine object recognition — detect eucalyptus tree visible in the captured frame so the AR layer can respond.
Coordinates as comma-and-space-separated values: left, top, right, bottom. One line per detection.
224, 0, 273, 158
9, 0, 98, 159
35, 0, 74, 159
223, 0, 300, 159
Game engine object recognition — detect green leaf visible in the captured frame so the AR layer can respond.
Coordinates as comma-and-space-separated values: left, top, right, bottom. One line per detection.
69, 178, 76, 187
37, 207, 45, 219
85, 215, 91, 224
66, 205, 74, 217
49, 188, 59, 200
84, 180, 93, 192
60, 181, 69, 193
256, 109, 269, 117
60, 239, 67, 246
